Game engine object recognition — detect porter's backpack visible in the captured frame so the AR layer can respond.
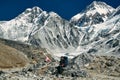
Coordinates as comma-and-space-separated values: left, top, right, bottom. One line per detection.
63, 56, 68, 67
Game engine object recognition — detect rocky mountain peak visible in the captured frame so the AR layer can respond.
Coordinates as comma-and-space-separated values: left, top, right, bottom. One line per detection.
88, 1, 109, 8
86, 1, 114, 13
70, 1, 115, 27
24, 6, 43, 14
49, 11, 57, 16
15, 6, 43, 23
31, 6, 43, 15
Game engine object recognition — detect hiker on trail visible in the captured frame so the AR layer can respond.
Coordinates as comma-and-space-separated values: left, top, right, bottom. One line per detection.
56, 56, 68, 76
45, 56, 51, 62
43, 52, 51, 63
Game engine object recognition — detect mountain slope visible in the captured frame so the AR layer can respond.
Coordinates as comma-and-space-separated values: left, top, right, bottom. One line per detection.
77, 9, 120, 56
29, 12, 83, 52
0, 42, 29, 70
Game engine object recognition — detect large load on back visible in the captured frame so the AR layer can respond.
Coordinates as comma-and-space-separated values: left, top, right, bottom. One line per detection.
63, 56, 69, 67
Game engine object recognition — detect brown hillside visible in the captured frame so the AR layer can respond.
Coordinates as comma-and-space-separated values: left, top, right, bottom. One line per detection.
0, 43, 29, 69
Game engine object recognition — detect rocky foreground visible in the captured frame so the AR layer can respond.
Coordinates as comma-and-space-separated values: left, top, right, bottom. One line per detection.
0, 54, 120, 80
0, 39, 120, 80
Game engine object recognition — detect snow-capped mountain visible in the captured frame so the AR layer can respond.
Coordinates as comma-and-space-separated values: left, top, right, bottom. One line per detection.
0, 7, 43, 42
70, 1, 120, 57
29, 12, 83, 53
70, 1, 115, 27
76, 7, 120, 56
0, 6, 83, 54
0, 1, 119, 57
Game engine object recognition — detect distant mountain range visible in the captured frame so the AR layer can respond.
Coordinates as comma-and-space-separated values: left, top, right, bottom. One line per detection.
0, 1, 120, 57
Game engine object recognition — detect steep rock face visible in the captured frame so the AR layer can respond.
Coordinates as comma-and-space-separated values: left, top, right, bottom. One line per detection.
78, 11, 120, 56
29, 12, 82, 51
70, 1, 115, 27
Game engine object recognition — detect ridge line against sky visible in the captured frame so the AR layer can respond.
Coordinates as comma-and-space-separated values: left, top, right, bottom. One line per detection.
0, 0, 120, 20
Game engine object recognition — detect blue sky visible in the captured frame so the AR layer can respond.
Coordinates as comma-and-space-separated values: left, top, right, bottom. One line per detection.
0, 0, 119, 20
